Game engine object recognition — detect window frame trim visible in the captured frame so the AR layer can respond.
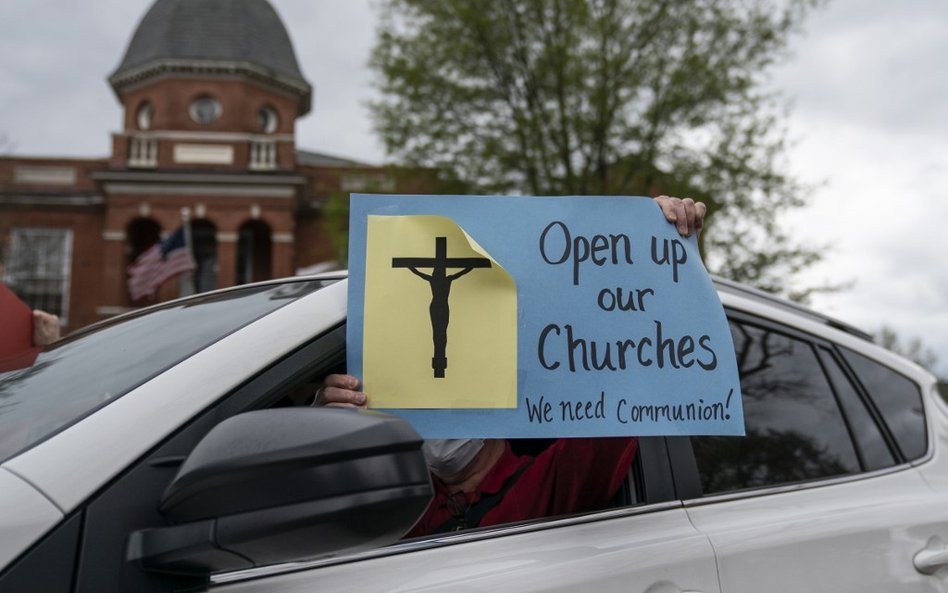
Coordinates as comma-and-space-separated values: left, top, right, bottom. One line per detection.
681, 460, 918, 508
816, 345, 903, 468
212, 499, 687, 586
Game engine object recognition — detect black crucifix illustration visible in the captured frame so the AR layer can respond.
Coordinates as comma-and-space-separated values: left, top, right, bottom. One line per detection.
392, 236, 491, 378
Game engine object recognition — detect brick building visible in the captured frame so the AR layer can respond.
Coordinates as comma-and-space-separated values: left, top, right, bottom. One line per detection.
0, 0, 432, 332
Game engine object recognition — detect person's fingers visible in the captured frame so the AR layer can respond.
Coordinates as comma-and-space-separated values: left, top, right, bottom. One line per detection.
654, 195, 707, 238
324, 373, 360, 390
671, 200, 687, 235
315, 374, 367, 408
681, 198, 697, 236
655, 195, 674, 223
656, 195, 685, 232
321, 386, 366, 406
694, 201, 707, 236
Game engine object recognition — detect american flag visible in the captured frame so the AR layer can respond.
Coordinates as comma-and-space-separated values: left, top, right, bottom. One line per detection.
127, 226, 196, 301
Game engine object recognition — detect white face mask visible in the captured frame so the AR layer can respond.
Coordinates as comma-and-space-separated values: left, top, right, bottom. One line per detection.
421, 439, 485, 479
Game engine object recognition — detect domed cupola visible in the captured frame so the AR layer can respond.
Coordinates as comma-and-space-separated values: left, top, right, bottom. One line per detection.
109, 0, 311, 115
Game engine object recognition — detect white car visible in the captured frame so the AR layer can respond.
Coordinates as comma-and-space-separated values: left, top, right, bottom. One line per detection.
1, 273, 945, 593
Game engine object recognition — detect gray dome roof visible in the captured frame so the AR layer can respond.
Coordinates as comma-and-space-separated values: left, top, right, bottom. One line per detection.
110, 0, 312, 113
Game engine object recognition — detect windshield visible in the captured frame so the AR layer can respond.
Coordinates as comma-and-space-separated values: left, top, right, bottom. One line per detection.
0, 279, 333, 463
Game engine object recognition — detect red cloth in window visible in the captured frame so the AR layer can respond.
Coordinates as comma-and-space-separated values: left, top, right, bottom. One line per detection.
405, 437, 637, 538
0, 283, 41, 372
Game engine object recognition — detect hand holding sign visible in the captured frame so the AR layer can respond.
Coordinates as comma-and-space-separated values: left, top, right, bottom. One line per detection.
347, 194, 742, 439
342, 196, 726, 538
654, 195, 706, 238
314, 373, 367, 409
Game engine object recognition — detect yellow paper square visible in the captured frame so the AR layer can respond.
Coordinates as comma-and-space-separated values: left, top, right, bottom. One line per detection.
363, 215, 517, 408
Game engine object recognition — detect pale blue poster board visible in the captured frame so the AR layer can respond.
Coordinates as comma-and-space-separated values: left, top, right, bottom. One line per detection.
348, 194, 744, 438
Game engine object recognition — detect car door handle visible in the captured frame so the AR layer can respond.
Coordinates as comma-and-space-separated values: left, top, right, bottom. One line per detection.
914, 540, 948, 575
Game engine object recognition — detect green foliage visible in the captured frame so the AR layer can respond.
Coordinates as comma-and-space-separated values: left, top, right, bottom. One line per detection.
371, 0, 825, 294
323, 192, 351, 266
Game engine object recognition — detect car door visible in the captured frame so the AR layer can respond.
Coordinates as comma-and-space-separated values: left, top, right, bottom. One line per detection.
208, 433, 719, 593
680, 313, 948, 592
212, 503, 720, 593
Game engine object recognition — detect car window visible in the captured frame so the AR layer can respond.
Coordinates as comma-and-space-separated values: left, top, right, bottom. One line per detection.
818, 347, 897, 471
839, 347, 927, 461
0, 280, 332, 463
692, 320, 860, 495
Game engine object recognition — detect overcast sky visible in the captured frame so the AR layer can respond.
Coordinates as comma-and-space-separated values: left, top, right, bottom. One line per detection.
1, 0, 946, 376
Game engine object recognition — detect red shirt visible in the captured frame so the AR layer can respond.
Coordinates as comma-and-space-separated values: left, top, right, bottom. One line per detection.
0, 282, 40, 372
406, 437, 637, 538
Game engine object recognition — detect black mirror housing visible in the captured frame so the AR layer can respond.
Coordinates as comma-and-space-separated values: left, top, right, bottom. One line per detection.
127, 408, 432, 575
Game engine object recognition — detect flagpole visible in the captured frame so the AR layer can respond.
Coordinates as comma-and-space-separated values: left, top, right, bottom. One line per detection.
181, 207, 197, 295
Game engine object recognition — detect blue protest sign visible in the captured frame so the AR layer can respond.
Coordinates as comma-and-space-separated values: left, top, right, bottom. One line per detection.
348, 194, 743, 438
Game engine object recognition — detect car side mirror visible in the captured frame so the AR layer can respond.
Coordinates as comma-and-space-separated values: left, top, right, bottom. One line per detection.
126, 408, 432, 575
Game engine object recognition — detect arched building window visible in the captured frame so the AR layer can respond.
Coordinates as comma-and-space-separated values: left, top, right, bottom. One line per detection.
191, 219, 218, 293
126, 217, 161, 265
236, 220, 272, 284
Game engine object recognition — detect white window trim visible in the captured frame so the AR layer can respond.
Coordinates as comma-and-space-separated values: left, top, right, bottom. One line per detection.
4, 228, 73, 326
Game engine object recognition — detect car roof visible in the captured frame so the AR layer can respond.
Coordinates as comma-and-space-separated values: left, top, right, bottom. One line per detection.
710, 275, 874, 342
